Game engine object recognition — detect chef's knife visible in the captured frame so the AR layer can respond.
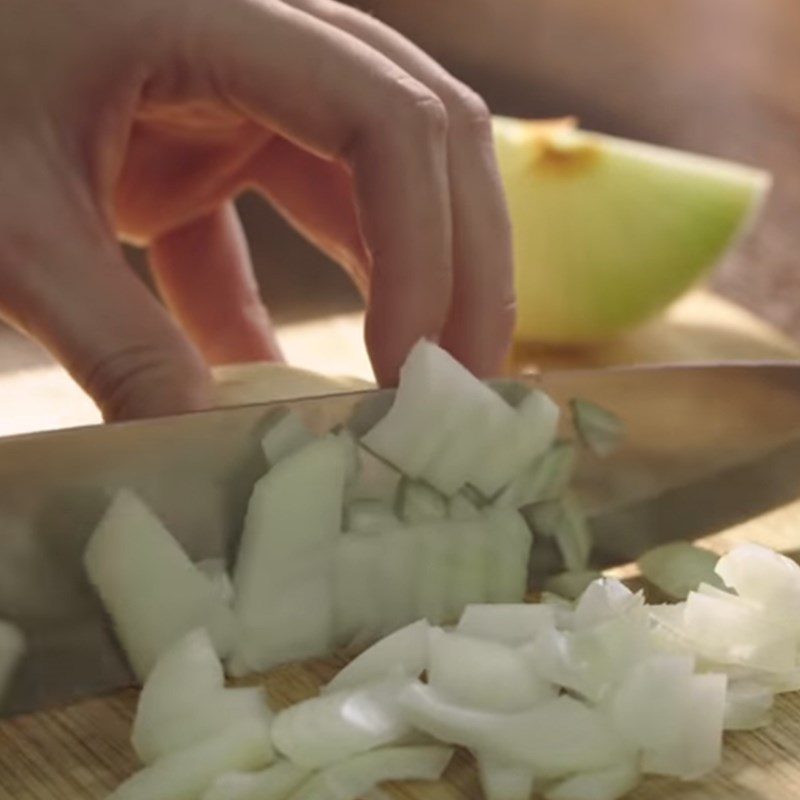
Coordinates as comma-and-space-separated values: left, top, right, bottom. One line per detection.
2, 362, 800, 716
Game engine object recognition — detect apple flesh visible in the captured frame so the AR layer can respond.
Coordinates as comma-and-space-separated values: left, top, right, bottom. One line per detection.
493, 116, 771, 344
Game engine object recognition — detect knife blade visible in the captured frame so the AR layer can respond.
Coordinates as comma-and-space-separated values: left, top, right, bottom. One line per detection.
2, 361, 800, 715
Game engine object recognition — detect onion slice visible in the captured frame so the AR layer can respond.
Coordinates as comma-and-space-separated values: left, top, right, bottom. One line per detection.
202, 761, 310, 800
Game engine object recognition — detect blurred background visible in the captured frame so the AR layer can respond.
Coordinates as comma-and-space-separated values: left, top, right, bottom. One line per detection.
227, 0, 800, 336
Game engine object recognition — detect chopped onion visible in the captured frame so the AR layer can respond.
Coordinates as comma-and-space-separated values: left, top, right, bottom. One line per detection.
398, 682, 626, 779
132, 629, 224, 760
569, 399, 623, 458
715, 542, 800, 611
262, 412, 316, 466
525, 495, 591, 573
638, 542, 722, 599
447, 522, 489, 619
543, 571, 602, 601
398, 480, 449, 524
476, 755, 536, 800
347, 447, 402, 505
196, 559, 235, 606
456, 604, 556, 645
377, 530, 420, 636
327, 620, 430, 693
495, 441, 576, 510
271, 678, 413, 768
344, 501, 399, 535
109, 718, 274, 800
0, 619, 24, 703
230, 436, 349, 675
202, 761, 310, 800
84, 490, 237, 679
135, 686, 273, 765
428, 630, 556, 711
468, 389, 559, 498
573, 579, 643, 630
284, 745, 453, 800
333, 534, 383, 648
449, 491, 482, 521
414, 523, 456, 625
484, 510, 532, 603
543, 757, 639, 800
723, 679, 774, 730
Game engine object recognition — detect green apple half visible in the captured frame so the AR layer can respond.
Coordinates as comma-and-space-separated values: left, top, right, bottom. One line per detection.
493, 117, 771, 344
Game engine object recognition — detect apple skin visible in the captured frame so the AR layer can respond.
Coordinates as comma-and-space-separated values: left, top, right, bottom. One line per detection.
493, 117, 771, 344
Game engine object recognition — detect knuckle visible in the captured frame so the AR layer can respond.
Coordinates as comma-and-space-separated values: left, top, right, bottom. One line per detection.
82, 341, 207, 421
444, 84, 493, 138
388, 75, 449, 138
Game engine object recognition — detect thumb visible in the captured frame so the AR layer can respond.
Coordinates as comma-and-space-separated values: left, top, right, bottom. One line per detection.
0, 196, 212, 421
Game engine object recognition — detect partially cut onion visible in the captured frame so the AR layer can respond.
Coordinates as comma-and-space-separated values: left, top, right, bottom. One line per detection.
84, 490, 236, 679
262, 413, 316, 467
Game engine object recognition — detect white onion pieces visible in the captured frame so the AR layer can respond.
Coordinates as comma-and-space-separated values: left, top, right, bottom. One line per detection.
84, 490, 237, 679
202, 760, 310, 800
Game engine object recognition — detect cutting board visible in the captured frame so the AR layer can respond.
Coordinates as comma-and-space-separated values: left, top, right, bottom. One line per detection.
2, 290, 800, 799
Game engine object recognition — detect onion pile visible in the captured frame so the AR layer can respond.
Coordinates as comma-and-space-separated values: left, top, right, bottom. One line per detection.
82, 339, 800, 799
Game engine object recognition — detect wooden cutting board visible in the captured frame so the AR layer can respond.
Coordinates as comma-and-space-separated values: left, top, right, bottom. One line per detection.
2, 290, 800, 799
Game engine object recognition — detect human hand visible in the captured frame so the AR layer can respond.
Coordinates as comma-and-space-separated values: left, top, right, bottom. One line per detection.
0, 0, 514, 420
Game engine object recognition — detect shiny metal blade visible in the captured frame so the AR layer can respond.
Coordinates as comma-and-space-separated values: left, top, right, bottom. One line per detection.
2, 361, 800, 715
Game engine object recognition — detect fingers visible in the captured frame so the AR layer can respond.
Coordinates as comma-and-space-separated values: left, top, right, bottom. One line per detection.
149, 202, 284, 365
244, 137, 370, 295
185, 0, 453, 383
281, 0, 516, 376
0, 185, 212, 421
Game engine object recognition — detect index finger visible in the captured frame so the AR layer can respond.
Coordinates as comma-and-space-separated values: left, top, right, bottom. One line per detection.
179, 0, 454, 383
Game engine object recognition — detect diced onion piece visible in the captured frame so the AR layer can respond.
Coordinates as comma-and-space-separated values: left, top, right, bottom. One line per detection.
573, 579, 643, 630
345, 501, 400, 535
231, 436, 348, 675
202, 761, 310, 800
723, 680, 774, 730
262, 412, 316, 466
377, 530, 420, 636
715, 542, 800, 611
398, 683, 625, 779
347, 447, 402, 505
469, 389, 559, 498
109, 719, 273, 800
448, 522, 489, 619
362, 340, 493, 478
0, 619, 24, 703
525, 495, 591, 573
333, 535, 383, 648
683, 589, 798, 673
398, 480, 449, 524
569, 399, 623, 458
476, 755, 536, 800
327, 620, 430, 693
449, 492, 482, 521
484, 510, 533, 603
638, 543, 722, 600
457, 604, 556, 645
271, 679, 413, 768
132, 629, 225, 761
428, 630, 556, 711
196, 559, 235, 606
415, 523, 456, 625
544, 571, 603, 601
285, 746, 453, 800
135, 686, 274, 765
84, 490, 236, 679
544, 757, 640, 800
495, 442, 576, 510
